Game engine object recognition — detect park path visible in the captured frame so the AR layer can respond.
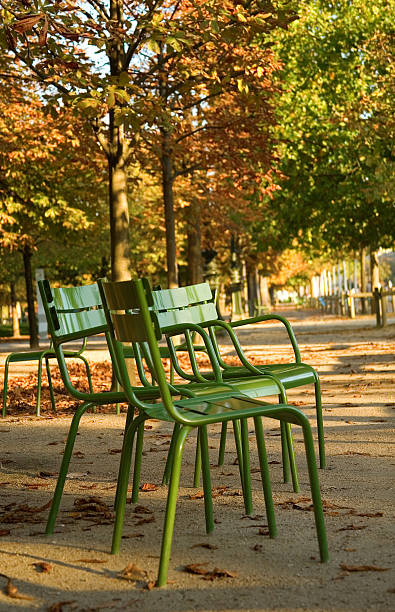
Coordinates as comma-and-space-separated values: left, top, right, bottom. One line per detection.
0, 309, 393, 611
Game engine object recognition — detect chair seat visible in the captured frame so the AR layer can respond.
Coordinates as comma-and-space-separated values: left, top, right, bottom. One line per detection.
220, 363, 316, 389
140, 392, 301, 426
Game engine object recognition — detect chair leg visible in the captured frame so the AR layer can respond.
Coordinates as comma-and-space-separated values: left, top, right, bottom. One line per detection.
253, 416, 277, 537
218, 422, 227, 465
284, 423, 299, 493
157, 425, 191, 587
240, 419, 253, 515
162, 423, 180, 485
280, 407, 329, 563
45, 401, 95, 534
36, 356, 44, 417
314, 374, 326, 469
112, 414, 146, 554
2, 356, 11, 417
199, 426, 214, 534
45, 358, 56, 413
280, 421, 290, 483
131, 419, 145, 503
114, 405, 135, 511
232, 420, 245, 497
193, 429, 202, 488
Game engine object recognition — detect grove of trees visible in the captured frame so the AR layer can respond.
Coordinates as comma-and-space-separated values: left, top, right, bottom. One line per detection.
0, 0, 393, 342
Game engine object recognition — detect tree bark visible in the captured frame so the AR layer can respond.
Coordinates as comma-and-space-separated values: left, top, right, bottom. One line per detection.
161, 129, 178, 288
22, 245, 39, 348
108, 151, 131, 282
360, 247, 367, 314
370, 248, 380, 314
246, 262, 258, 317
187, 200, 203, 285
10, 281, 20, 338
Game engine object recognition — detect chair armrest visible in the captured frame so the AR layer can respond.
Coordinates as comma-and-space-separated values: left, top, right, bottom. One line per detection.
228, 314, 301, 362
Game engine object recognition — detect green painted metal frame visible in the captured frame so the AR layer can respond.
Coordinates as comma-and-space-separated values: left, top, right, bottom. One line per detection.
2, 338, 92, 417
173, 282, 325, 469
99, 278, 328, 587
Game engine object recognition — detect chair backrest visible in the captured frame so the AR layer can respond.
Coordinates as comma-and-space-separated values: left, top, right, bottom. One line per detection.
184, 283, 218, 324
99, 278, 190, 422
39, 280, 107, 346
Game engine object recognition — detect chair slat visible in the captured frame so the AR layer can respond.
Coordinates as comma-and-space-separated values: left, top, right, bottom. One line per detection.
54, 310, 107, 341
152, 287, 189, 310
102, 278, 152, 310
189, 303, 218, 324
184, 283, 212, 304
52, 285, 102, 310
111, 312, 160, 343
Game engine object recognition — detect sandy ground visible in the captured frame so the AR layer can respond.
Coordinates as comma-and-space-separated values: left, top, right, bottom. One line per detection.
0, 309, 394, 611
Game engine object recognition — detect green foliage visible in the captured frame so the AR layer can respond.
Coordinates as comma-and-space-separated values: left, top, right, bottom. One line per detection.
270, 0, 395, 256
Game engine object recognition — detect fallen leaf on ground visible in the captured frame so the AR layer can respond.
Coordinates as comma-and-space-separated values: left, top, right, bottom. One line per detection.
145, 580, 156, 590
191, 543, 218, 550
0, 529, 10, 536
75, 559, 107, 564
134, 505, 152, 514
108, 448, 122, 454
73, 451, 85, 458
258, 528, 270, 536
183, 563, 236, 580
140, 483, 158, 492
33, 562, 51, 573
0, 500, 52, 524
118, 563, 147, 582
5, 578, 34, 600
189, 491, 204, 500
340, 564, 390, 572
348, 510, 383, 518
135, 516, 155, 526
48, 600, 76, 611
252, 544, 263, 551
337, 525, 367, 531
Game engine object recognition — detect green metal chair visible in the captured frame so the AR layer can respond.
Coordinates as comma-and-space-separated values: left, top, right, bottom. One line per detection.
37, 279, 166, 536
175, 282, 326, 469
2, 338, 92, 417
99, 277, 328, 587
140, 286, 299, 493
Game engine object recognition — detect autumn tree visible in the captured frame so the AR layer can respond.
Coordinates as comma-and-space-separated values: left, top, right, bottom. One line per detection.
0, 0, 297, 286
0, 72, 107, 346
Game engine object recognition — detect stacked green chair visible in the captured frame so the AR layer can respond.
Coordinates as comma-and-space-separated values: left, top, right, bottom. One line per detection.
99, 277, 328, 586
133, 285, 299, 493
170, 282, 326, 469
37, 279, 169, 535
2, 337, 92, 417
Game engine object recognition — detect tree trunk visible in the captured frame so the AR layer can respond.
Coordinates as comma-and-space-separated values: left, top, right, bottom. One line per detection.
360, 247, 367, 314
370, 248, 380, 314
10, 281, 20, 337
109, 154, 131, 282
187, 200, 203, 285
246, 262, 258, 317
22, 245, 39, 348
160, 130, 178, 288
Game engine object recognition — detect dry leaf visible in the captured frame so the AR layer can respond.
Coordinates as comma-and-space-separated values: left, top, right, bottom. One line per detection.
119, 563, 147, 582
337, 525, 367, 532
258, 528, 270, 536
5, 578, 34, 600
340, 564, 390, 572
75, 559, 106, 564
252, 544, 263, 551
33, 562, 51, 573
348, 510, 383, 518
140, 483, 158, 492
191, 543, 218, 550
184, 563, 209, 576
145, 580, 156, 590
48, 600, 75, 611
135, 516, 155, 526
134, 505, 152, 515
203, 567, 237, 581
0, 529, 10, 536
108, 448, 122, 454
188, 491, 204, 500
